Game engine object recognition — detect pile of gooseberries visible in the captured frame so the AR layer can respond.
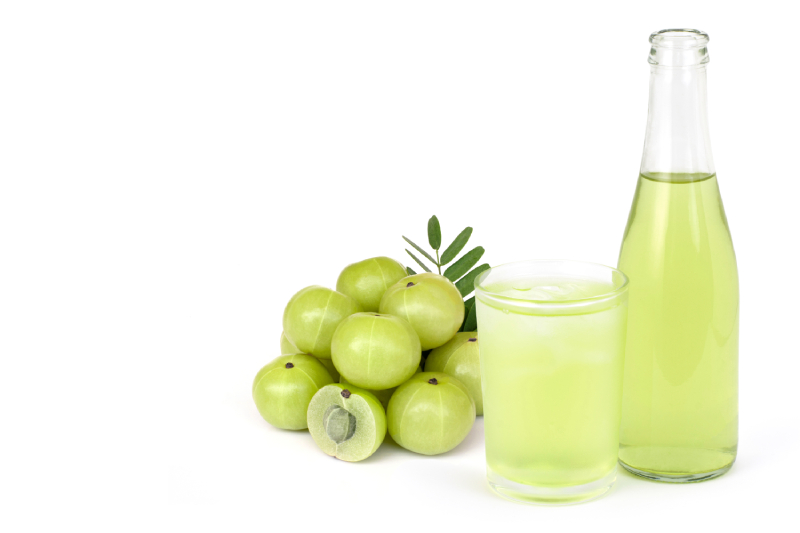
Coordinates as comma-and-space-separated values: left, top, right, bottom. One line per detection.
252, 256, 483, 461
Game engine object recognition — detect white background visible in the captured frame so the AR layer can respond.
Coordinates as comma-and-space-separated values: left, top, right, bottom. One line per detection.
1, 1, 798, 531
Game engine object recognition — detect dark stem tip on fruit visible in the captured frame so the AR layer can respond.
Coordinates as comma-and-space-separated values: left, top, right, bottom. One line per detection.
285, 362, 294, 368
341, 389, 352, 398
468, 338, 477, 342
428, 378, 438, 385
375, 314, 381, 316
406, 282, 415, 287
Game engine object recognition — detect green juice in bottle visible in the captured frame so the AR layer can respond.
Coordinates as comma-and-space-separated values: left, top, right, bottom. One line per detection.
617, 30, 739, 482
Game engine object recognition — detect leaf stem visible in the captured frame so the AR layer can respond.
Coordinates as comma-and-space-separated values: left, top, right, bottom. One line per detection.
435, 250, 441, 274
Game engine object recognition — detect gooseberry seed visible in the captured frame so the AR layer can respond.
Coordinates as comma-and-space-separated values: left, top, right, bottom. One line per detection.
341, 389, 351, 399
285, 362, 294, 368
428, 378, 438, 385
323, 405, 357, 444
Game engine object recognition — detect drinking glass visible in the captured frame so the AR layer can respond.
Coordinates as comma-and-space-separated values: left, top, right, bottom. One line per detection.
475, 260, 628, 505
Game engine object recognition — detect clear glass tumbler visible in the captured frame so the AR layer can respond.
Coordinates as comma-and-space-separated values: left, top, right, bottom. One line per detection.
475, 260, 629, 505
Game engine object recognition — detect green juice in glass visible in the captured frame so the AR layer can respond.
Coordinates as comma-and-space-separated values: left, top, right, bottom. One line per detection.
475, 262, 628, 505
618, 172, 738, 479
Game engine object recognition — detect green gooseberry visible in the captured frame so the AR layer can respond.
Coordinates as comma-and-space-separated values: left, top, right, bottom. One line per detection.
282, 286, 362, 359
280, 331, 340, 381
425, 332, 482, 415
336, 256, 408, 312
252, 354, 334, 430
387, 371, 475, 455
331, 312, 421, 390
307, 383, 386, 462
379, 273, 465, 350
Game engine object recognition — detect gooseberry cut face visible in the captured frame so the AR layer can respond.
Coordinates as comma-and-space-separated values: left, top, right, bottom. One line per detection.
307, 383, 387, 462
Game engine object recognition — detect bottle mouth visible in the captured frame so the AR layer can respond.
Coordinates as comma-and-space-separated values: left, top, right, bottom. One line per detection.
649, 29, 709, 67
650, 29, 709, 48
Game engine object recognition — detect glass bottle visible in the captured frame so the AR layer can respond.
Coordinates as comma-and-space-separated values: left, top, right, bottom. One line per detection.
617, 29, 739, 482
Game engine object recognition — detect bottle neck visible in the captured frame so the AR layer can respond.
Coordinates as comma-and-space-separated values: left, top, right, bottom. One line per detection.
641, 30, 715, 178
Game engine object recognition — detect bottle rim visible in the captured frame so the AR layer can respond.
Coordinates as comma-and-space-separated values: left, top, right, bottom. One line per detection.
650, 29, 709, 48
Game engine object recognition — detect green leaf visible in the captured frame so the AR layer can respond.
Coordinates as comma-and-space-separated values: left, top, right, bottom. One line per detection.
440, 227, 472, 265
427, 215, 441, 250
406, 266, 417, 276
402, 236, 438, 266
443, 246, 485, 282
462, 301, 478, 332
405, 249, 431, 273
463, 295, 475, 311
460, 296, 475, 331
455, 263, 490, 297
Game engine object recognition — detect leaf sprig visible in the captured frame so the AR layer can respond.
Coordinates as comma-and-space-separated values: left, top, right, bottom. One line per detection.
403, 215, 489, 332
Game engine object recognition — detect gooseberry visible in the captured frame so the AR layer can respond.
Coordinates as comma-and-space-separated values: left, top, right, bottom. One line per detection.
387, 371, 475, 455
379, 273, 464, 350
332, 312, 421, 390
336, 256, 408, 312
252, 354, 334, 430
